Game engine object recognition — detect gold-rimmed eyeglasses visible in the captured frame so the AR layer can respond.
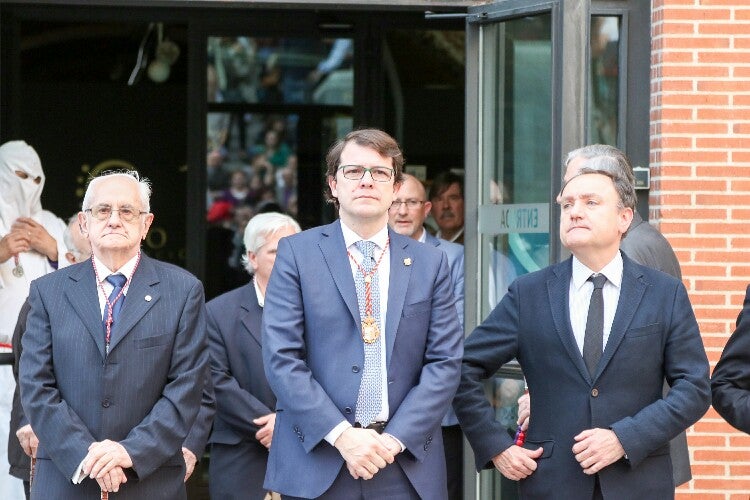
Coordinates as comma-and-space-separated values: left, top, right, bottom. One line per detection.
85, 204, 148, 222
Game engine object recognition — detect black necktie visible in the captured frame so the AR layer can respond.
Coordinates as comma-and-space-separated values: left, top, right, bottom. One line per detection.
583, 274, 607, 377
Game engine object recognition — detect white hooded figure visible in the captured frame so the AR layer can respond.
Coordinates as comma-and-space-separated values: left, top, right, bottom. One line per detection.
0, 140, 67, 499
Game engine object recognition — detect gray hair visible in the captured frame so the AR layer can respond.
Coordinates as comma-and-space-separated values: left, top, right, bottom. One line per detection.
63, 214, 91, 261
564, 144, 636, 187
241, 212, 301, 274
81, 170, 152, 213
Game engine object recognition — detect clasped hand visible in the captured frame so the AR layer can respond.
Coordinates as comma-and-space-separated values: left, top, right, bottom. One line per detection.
334, 427, 400, 480
82, 440, 132, 492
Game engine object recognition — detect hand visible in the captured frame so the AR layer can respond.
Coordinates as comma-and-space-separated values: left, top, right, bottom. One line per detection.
491, 445, 543, 481
517, 393, 530, 431
334, 427, 394, 480
94, 466, 128, 493
572, 428, 625, 474
182, 447, 197, 482
83, 440, 133, 480
253, 413, 276, 449
12, 217, 58, 262
380, 433, 402, 457
16, 425, 39, 458
0, 230, 31, 264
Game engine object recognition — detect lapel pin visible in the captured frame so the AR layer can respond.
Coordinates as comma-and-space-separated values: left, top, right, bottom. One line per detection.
403, 258, 412, 266
145, 295, 152, 302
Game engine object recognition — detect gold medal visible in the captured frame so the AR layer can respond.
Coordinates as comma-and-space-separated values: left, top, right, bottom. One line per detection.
361, 316, 380, 343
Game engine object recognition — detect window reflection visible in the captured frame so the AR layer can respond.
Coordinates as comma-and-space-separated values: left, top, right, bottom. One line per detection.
588, 16, 620, 146
208, 36, 353, 105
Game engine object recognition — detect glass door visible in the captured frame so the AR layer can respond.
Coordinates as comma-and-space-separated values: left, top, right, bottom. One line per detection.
463, 1, 570, 499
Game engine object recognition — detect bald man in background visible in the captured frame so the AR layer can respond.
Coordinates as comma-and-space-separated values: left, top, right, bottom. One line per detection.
388, 173, 465, 499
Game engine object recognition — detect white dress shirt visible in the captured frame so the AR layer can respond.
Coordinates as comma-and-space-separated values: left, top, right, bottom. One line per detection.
568, 252, 623, 356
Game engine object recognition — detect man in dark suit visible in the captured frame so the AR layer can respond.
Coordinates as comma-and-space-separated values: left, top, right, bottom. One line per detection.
711, 287, 750, 434
388, 172, 465, 500
20, 171, 208, 498
518, 143, 692, 486
206, 212, 300, 499
262, 128, 464, 499
454, 157, 710, 499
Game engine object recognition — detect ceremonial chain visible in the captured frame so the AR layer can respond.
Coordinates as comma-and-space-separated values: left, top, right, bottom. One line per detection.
92, 251, 142, 354
347, 237, 389, 344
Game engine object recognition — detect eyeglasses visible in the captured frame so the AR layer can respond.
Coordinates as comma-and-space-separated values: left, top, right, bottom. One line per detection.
390, 199, 424, 210
337, 165, 394, 182
85, 204, 148, 222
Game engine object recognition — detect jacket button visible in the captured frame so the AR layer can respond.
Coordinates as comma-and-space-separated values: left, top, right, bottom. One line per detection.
345, 407, 352, 414
591, 388, 599, 397
352, 365, 360, 373
102, 399, 111, 408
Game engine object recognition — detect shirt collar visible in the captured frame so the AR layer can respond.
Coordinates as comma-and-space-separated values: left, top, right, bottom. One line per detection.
571, 251, 623, 291
253, 276, 264, 308
93, 253, 140, 286
341, 220, 389, 251
417, 228, 427, 243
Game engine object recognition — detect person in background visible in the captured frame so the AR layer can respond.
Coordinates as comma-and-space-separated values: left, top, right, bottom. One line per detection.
206, 212, 300, 500
261, 128, 463, 499
9, 215, 90, 499
20, 171, 208, 498
454, 158, 709, 499
429, 171, 465, 244
711, 287, 750, 437
0, 140, 69, 500
388, 172, 465, 500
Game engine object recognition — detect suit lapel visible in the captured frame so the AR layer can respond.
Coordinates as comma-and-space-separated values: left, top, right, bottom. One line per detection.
65, 262, 108, 359
596, 257, 647, 378
548, 259, 592, 383
385, 230, 411, 365
240, 283, 263, 347
319, 221, 360, 326
107, 254, 159, 353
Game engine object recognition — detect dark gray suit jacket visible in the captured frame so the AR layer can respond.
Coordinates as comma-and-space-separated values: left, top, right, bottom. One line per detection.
20, 254, 208, 499
206, 282, 275, 498
455, 254, 710, 499
620, 211, 691, 486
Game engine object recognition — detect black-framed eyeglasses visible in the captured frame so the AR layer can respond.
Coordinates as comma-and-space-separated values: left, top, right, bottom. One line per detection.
85, 204, 148, 222
337, 165, 394, 182
390, 199, 424, 210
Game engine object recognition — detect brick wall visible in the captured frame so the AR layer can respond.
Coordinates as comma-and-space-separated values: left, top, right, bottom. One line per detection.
651, 0, 750, 497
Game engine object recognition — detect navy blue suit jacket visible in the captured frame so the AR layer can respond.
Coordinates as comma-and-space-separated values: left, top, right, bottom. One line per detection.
711, 285, 750, 433
20, 254, 208, 499
261, 220, 464, 499
454, 254, 710, 499
206, 282, 275, 497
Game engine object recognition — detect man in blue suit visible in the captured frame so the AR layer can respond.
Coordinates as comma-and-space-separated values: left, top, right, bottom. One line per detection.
454, 157, 710, 499
388, 172, 465, 500
262, 128, 464, 499
20, 171, 208, 499
206, 212, 300, 499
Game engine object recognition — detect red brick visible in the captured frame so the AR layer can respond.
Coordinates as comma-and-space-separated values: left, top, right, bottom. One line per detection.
675, 494, 724, 500
670, 237, 726, 249
658, 80, 695, 92
651, 106, 694, 121
733, 95, 750, 106
696, 137, 750, 149
696, 194, 749, 205
682, 264, 730, 276
730, 464, 750, 476
689, 435, 728, 447
659, 222, 693, 233
694, 420, 737, 434
693, 477, 750, 489
729, 434, 750, 447
661, 65, 730, 79
735, 36, 750, 48
691, 464, 727, 476
689, 294, 729, 306
697, 166, 750, 177
732, 123, 750, 134
660, 122, 729, 135
732, 151, 750, 162
695, 250, 750, 262
662, 51, 695, 63
661, 208, 727, 219
698, 79, 750, 91
699, 23, 750, 35
663, 36, 730, 49
732, 238, 750, 249
694, 280, 747, 293
698, 107, 750, 120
